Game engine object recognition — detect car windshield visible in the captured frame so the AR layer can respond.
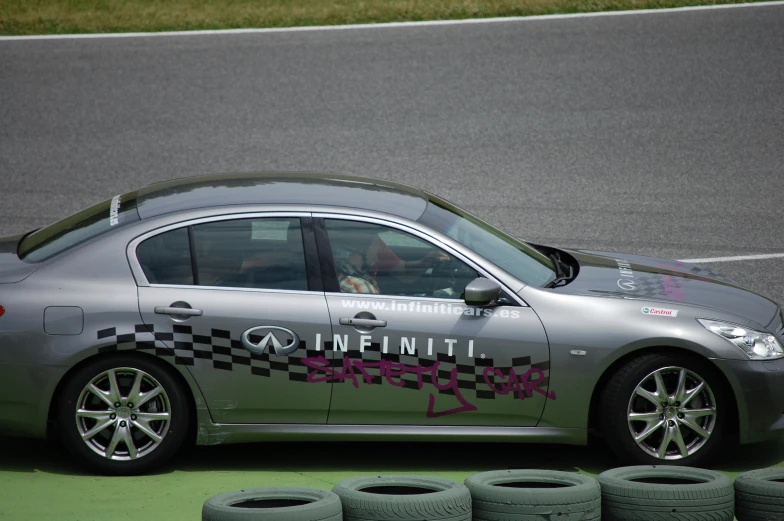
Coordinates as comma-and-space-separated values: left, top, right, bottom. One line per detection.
18, 191, 140, 263
417, 195, 556, 287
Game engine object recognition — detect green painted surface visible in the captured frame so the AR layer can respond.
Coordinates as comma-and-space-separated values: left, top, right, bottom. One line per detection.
1, 437, 782, 520
0, 0, 778, 36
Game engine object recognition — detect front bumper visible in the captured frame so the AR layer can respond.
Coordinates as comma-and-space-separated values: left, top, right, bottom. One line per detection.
713, 357, 784, 445
0, 361, 65, 438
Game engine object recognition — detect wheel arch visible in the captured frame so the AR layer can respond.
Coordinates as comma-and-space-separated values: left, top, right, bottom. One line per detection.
587, 345, 739, 443
46, 350, 200, 450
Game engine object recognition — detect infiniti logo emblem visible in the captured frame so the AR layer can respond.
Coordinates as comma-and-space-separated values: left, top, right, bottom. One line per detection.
617, 279, 638, 291
241, 326, 300, 356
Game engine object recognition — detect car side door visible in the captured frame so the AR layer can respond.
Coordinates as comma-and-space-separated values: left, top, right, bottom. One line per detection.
129, 213, 335, 425
310, 214, 553, 427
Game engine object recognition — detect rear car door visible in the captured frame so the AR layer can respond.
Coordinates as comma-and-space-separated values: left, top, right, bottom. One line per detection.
313, 215, 552, 427
130, 213, 334, 424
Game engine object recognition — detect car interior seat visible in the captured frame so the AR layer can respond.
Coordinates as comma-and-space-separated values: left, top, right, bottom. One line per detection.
244, 219, 308, 291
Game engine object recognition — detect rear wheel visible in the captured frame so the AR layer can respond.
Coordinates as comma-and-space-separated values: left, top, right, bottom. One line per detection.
600, 353, 727, 467
55, 354, 190, 475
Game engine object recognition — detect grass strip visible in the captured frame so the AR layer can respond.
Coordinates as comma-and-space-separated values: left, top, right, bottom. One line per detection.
2, 438, 782, 521
0, 0, 777, 36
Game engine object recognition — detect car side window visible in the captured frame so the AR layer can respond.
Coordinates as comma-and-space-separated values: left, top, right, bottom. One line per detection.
191, 217, 309, 291
136, 227, 194, 285
324, 219, 478, 298
136, 217, 310, 291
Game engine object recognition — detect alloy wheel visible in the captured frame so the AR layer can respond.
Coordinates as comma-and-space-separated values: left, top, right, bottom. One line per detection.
74, 367, 172, 461
626, 365, 717, 460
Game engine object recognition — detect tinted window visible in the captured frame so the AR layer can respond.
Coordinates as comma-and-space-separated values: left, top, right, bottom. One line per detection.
19, 192, 140, 263
417, 196, 556, 287
325, 219, 478, 298
137, 227, 194, 285
192, 217, 309, 291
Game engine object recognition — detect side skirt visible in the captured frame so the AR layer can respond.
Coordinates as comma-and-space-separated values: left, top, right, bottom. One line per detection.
196, 422, 587, 446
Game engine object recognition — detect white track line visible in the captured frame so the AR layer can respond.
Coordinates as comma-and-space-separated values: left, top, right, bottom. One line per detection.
678, 253, 784, 263
1, 1, 783, 41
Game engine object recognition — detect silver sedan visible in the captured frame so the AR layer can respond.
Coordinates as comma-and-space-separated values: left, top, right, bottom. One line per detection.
1, 172, 783, 475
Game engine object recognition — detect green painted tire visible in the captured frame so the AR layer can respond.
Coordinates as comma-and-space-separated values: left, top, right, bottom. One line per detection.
597, 465, 734, 521
735, 468, 784, 521
332, 474, 472, 521
202, 487, 342, 521
464, 469, 601, 520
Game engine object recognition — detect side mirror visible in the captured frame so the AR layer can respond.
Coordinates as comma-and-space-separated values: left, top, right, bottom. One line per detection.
464, 277, 502, 306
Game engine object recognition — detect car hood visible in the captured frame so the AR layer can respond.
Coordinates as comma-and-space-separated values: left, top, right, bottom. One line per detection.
0, 234, 37, 283
551, 248, 780, 329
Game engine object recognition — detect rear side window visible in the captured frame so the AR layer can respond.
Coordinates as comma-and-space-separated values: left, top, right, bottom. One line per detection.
136, 227, 194, 285
19, 192, 140, 263
135, 217, 310, 291
192, 217, 308, 291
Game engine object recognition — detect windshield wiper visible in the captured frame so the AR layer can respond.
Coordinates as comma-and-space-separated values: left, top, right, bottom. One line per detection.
545, 252, 574, 288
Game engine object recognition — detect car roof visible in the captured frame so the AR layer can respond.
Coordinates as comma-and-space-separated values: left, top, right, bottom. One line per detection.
134, 172, 430, 221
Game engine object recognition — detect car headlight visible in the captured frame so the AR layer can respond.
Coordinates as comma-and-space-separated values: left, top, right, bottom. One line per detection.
698, 318, 784, 360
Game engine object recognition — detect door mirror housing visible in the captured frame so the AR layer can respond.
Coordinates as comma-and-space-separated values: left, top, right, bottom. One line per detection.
464, 277, 502, 306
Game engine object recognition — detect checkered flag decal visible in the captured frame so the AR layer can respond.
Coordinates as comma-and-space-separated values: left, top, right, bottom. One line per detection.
97, 324, 320, 382
96, 325, 551, 402
600, 267, 740, 301
686, 265, 739, 286
629, 274, 678, 300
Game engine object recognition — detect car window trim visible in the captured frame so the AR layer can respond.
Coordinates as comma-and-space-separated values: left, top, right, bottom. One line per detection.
186, 226, 200, 286
126, 211, 322, 293
312, 213, 528, 307
323, 291, 468, 305
139, 283, 321, 297
300, 217, 324, 292
313, 217, 340, 294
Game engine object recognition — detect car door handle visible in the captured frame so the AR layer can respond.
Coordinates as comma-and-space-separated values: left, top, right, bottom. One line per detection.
154, 306, 203, 317
339, 317, 387, 328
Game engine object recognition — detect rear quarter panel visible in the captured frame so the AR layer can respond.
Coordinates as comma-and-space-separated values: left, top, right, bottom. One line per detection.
0, 219, 208, 438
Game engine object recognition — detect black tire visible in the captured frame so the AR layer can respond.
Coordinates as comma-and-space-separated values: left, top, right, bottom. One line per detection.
55, 354, 191, 475
734, 468, 784, 521
202, 487, 343, 521
600, 352, 729, 467
332, 475, 472, 521
464, 469, 601, 520
597, 465, 734, 521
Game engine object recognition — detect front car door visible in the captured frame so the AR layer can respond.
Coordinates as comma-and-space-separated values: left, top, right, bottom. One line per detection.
310, 214, 552, 427
129, 213, 334, 424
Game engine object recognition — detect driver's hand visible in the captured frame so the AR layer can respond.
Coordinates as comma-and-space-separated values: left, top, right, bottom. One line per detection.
423, 250, 450, 266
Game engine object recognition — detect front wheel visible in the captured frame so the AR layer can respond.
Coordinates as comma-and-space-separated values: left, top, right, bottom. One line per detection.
55, 354, 190, 475
600, 352, 728, 467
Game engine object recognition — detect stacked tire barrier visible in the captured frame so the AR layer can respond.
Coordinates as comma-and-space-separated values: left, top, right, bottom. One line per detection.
333, 475, 472, 521
464, 469, 601, 520
202, 465, 784, 521
597, 466, 734, 520
734, 468, 784, 521
202, 487, 343, 521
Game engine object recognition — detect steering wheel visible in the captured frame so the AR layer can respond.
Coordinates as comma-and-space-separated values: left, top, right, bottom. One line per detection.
427, 255, 455, 296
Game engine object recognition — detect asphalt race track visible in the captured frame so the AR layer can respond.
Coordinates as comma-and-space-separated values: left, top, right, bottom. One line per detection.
1, 4, 783, 304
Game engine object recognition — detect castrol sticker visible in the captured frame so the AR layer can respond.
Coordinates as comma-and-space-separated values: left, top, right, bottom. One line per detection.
641, 306, 678, 317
